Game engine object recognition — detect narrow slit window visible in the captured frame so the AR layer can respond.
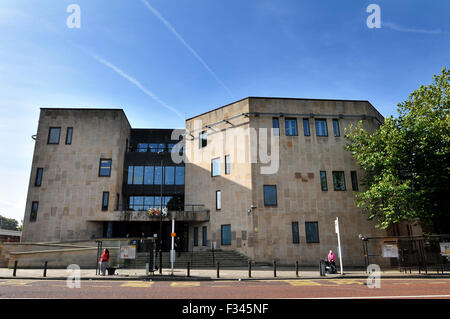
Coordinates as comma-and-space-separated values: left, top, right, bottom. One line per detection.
102, 192, 109, 211
320, 171, 328, 191
30, 201, 39, 222
35, 168, 43, 187
333, 119, 340, 137
272, 117, 280, 136
303, 118, 310, 136
216, 190, 221, 210
65, 127, 73, 144
351, 171, 359, 191
292, 222, 300, 244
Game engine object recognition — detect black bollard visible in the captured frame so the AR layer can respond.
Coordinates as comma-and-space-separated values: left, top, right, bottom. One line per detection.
248, 261, 252, 278
187, 262, 190, 277
43, 261, 48, 277
273, 259, 277, 278
295, 261, 299, 277
13, 261, 18, 277
217, 262, 220, 278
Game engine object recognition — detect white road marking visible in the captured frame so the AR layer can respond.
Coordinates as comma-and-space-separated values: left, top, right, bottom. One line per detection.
300, 294, 450, 299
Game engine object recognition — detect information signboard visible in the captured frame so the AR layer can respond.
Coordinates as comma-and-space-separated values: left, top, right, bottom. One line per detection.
120, 245, 136, 259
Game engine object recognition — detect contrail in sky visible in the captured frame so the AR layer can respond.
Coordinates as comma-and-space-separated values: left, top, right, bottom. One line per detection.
90, 52, 184, 119
383, 22, 447, 35
141, 0, 233, 97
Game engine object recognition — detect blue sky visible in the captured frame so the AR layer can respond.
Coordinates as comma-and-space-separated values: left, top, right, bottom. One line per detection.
0, 0, 449, 222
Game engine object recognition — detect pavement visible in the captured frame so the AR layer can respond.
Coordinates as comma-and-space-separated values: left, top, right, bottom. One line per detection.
1, 266, 448, 281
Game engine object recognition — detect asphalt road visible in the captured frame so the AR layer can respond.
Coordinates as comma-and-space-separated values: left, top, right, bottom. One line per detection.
0, 278, 449, 299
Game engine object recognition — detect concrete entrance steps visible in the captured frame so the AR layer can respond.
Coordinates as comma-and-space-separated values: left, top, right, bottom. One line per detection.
121, 250, 254, 268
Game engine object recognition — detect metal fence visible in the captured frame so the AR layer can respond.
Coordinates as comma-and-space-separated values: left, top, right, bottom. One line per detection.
361, 234, 450, 273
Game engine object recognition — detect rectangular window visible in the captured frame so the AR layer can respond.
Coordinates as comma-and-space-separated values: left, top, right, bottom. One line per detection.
216, 190, 221, 210
285, 118, 298, 136
211, 158, 220, 177
99, 159, 112, 177
133, 166, 144, 184
225, 155, 230, 175
305, 222, 319, 243
202, 226, 207, 246
47, 127, 61, 144
133, 196, 143, 210
115, 194, 120, 211
303, 118, 310, 136
272, 117, 280, 136
127, 166, 134, 184
164, 166, 175, 185
154, 166, 162, 184
221, 224, 231, 245
332, 171, 346, 191
35, 168, 43, 187
320, 171, 328, 191
315, 119, 328, 136
149, 143, 158, 153
146, 196, 155, 210
263, 185, 277, 206
128, 196, 134, 210
137, 143, 149, 152
292, 222, 300, 244
194, 227, 198, 246
144, 166, 154, 185
200, 131, 207, 148
102, 192, 109, 211
30, 201, 39, 222
351, 171, 359, 191
154, 196, 161, 209
163, 196, 172, 208
333, 119, 340, 137
175, 166, 185, 185
65, 127, 73, 145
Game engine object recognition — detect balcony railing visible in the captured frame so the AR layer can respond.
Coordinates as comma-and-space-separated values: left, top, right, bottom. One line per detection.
127, 144, 183, 155
125, 204, 206, 212
87, 204, 210, 222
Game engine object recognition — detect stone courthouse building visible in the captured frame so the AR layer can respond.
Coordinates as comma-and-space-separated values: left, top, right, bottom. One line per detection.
22, 97, 409, 266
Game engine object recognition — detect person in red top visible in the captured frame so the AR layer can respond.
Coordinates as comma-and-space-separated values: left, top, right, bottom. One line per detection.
327, 250, 337, 273
99, 249, 110, 276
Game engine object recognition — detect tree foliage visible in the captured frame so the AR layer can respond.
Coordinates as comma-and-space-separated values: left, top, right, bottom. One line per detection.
0, 215, 20, 231
345, 68, 450, 233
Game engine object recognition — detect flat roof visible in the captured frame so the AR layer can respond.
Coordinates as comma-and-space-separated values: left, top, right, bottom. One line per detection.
186, 96, 381, 121
40, 107, 132, 129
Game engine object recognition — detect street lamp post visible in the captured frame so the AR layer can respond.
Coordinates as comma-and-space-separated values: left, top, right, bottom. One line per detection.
159, 159, 163, 274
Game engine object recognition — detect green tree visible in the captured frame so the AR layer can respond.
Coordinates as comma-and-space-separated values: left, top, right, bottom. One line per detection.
0, 214, 20, 231
345, 68, 450, 233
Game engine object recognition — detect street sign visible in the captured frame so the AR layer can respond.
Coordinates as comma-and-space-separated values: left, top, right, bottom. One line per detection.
335, 217, 343, 275
335, 218, 339, 234
171, 232, 176, 237
120, 245, 136, 259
